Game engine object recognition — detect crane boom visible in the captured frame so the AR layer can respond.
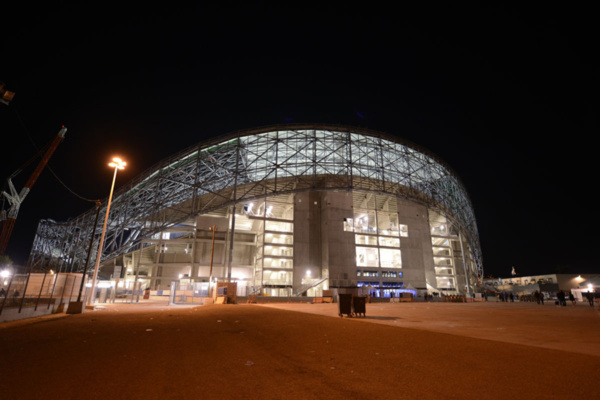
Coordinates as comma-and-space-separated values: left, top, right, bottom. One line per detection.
0, 126, 67, 255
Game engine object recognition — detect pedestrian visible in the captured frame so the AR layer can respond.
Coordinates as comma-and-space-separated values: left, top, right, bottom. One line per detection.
0, 287, 5, 297
557, 290, 566, 307
569, 291, 576, 305
587, 292, 594, 307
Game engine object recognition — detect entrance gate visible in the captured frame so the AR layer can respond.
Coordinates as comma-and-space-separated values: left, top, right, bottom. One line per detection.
169, 281, 211, 305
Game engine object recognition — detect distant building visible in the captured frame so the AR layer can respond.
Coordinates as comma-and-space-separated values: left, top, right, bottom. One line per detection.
483, 274, 598, 300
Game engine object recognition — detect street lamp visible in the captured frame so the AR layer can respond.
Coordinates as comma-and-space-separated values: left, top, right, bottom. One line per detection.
207, 225, 216, 299
87, 157, 126, 306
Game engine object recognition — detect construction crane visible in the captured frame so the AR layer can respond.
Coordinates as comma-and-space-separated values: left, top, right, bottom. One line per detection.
0, 126, 67, 255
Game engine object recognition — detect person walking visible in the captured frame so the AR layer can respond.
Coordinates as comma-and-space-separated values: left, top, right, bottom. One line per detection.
557, 290, 566, 307
568, 291, 576, 306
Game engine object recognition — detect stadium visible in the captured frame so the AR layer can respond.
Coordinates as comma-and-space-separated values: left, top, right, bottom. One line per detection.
28, 124, 483, 300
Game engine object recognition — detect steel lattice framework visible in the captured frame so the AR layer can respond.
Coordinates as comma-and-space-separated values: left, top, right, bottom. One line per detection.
28, 125, 483, 278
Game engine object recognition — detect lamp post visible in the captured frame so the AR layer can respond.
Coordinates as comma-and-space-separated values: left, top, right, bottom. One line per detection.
207, 225, 216, 299
87, 157, 126, 306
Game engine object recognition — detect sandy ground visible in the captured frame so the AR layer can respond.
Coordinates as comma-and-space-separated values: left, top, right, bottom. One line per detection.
1, 301, 599, 400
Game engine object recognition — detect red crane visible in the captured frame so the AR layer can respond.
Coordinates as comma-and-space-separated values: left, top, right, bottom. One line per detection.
0, 126, 67, 255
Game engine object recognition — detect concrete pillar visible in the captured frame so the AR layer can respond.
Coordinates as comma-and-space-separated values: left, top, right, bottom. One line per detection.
396, 198, 431, 290
321, 191, 355, 289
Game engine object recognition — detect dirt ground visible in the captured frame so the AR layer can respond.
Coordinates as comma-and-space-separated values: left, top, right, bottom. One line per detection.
1, 301, 599, 400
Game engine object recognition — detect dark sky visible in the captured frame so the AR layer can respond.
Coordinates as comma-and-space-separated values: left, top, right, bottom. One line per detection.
1, 4, 597, 277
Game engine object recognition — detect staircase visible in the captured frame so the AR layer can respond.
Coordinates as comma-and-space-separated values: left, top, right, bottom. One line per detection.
294, 278, 328, 297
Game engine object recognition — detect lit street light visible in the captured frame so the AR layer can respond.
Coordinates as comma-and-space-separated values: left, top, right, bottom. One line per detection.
87, 157, 126, 306
207, 225, 216, 299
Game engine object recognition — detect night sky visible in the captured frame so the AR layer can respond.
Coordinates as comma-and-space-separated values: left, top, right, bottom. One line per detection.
1, 4, 596, 277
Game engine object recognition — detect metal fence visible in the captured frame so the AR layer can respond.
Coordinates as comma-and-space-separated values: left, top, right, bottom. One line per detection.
0, 272, 85, 316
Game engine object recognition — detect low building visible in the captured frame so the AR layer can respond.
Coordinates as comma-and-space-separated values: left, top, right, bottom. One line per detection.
483, 274, 598, 301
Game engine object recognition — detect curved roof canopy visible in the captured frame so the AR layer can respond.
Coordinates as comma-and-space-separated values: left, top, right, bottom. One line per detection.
30, 124, 482, 277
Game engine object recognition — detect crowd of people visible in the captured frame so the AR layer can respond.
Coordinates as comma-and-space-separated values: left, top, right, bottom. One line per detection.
493, 289, 596, 306
425, 289, 598, 306
423, 290, 596, 306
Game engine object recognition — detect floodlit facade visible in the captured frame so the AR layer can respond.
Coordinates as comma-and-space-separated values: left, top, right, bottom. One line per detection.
28, 125, 483, 298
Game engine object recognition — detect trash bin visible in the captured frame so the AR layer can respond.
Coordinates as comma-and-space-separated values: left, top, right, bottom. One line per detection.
338, 293, 353, 317
353, 296, 366, 317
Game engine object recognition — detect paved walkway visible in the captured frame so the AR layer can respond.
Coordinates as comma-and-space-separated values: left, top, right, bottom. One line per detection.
1, 300, 599, 399
261, 301, 600, 356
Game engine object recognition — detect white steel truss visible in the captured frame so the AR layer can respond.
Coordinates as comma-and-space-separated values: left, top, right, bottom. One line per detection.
28, 125, 483, 279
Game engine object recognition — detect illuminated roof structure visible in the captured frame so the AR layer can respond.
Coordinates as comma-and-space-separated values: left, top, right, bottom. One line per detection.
29, 125, 483, 298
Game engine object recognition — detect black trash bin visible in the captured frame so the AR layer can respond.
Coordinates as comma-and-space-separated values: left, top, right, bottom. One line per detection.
338, 293, 353, 317
353, 296, 366, 317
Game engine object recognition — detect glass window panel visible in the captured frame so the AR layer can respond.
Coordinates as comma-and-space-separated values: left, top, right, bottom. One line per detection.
343, 218, 354, 232
354, 211, 376, 233
263, 270, 292, 285
380, 248, 402, 268
378, 236, 400, 247
435, 267, 454, 276
436, 277, 455, 289
399, 224, 408, 237
263, 245, 293, 257
265, 220, 293, 232
362, 270, 378, 277
265, 233, 293, 245
355, 235, 378, 246
431, 237, 448, 246
433, 247, 451, 256
431, 224, 448, 236
356, 247, 378, 267
377, 212, 399, 236
434, 257, 453, 267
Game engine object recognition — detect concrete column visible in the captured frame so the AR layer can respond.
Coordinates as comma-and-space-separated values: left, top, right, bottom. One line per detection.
321, 191, 355, 290
396, 199, 431, 291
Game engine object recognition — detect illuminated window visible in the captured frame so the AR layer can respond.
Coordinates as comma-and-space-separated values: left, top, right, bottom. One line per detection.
436, 277, 455, 289
265, 220, 293, 232
378, 236, 400, 247
352, 194, 405, 271
353, 211, 377, 233
377, 212, 399, 236
358, 270, 379, 277
343, 218, 354, 232
399, 224, 408, 237
356, 247, 378, 267
380, 248, 402, 268
356, 235, 378, 246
